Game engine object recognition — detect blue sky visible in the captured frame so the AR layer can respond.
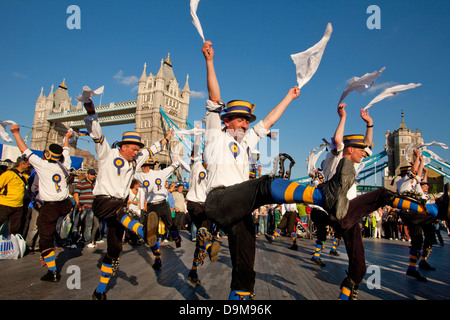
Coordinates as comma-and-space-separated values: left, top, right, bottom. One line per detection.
1, 0, 449, 184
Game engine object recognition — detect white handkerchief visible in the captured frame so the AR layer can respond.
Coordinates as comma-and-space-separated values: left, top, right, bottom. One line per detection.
291, 23, 333, 89
417, 141, 448, 150
175, 128, 205, 136
0, 120, 17, 143
363, 83, 422, 110
338, 67, 385, 105
306, 145, 326, 174
190, 0, 205, 42
76, 85, 104, 103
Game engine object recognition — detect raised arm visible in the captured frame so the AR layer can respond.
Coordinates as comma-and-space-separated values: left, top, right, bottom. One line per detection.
360, 108, 373, 146
10, 124, 28, 153
202, 41, 221, 103
333, 103, 347, 149
262, 86, 300, 130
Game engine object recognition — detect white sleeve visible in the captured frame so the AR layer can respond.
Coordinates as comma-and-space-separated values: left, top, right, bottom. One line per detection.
84, 114, 111, 161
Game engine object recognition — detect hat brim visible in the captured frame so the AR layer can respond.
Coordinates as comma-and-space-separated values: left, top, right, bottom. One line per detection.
117, 141, 145, 148
220, 112, 256, 123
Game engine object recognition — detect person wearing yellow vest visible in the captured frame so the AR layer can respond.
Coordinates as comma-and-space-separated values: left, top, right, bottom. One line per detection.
0, 156, 31, 235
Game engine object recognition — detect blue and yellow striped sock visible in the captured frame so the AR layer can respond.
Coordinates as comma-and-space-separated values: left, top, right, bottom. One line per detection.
392, 198, 438, 218
331, 238, 338, 252
43, 250, 57, 271
120, 215, 144, 237
270, 179, 324, 206
191, 247, 202, 273
96, 262, 113, 293
170, 229, 181, 245
338, 286, 352, 300
268, 228, 281, 241
229, 290, 251, 300
151, 242, 161, 262
408, 249, 418, 272
290, 232, 297, 243
312, 241, 324, 260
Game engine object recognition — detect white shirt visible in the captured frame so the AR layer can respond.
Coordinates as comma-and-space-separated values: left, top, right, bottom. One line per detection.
84, 114, 163, 200
185, 158, 208, 203
396, 175, 423, 195
134, 162, 180, 204
127, 188, 146, 216
321, 145, 360, 200
204, 100, 268, 193
24, 147, 71, 202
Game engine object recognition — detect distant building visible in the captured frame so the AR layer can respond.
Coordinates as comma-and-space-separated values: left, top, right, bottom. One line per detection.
29, 54, 190, 176
383, 110, 444, 192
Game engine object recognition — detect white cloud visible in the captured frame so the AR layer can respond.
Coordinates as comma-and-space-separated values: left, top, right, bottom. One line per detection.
114, 70, 138, 86
190, 90, 207, 99
12, 72, 28, 79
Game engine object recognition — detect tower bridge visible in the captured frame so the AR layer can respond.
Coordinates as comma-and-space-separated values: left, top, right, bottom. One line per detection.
30, 54, 190, 169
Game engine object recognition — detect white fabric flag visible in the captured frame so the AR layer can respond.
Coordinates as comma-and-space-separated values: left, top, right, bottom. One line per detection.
190, 0, 205, 43
291, 23, 333, 89
174, 128, 205, 136
363, 83, 422, 110
0, 120, 17, 143
417, 141, 448, 150
76, 85, 105, 103
306, 145, 326, 174
338, 67, 385, 105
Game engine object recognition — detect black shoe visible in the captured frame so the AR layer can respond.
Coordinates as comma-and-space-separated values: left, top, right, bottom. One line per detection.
146, 211, 158, 246
317, 157, 355, 219
330, 250, 340, 257
265, 233, 273, 244
188, 272, 201, 285
406, 269, 427, 282
152, 259, 162, 270
310, 256, 326, 267
92, 289, 107, 300
40, 270, 61, 282
419, 261, 436, 271
288, 243, 298, 250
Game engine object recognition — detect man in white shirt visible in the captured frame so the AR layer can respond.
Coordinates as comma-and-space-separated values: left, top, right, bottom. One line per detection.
396, 152, 437, 282
10, 124, 73, 283
201, 40, 359, 300
185, 137, 220, 285
134, 158, 181, 270
81, 98, 173, 300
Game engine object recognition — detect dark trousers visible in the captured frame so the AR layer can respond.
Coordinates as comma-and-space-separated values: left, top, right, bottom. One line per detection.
205, 175, 274, 292
329, 187, 393, 286
148, 201, 175, 232
92, 196, 127, 260
0, 205, 23, 235
400, 211, 435, 252
277, 211, 297, 234
37, 198, 73, 255
310, 208, 331, 242
187, 201, 210, 230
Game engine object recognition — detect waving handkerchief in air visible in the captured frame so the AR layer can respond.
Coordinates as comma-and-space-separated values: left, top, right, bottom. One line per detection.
0, 120, 17, 143
190, 0, 205, 42
291, 23, 333, 89
338, 67, 385, 105
76, 85, 104, 103
363, 83, 422, 110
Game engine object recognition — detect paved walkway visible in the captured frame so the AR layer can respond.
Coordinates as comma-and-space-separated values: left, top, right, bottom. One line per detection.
1, 231, 449, 301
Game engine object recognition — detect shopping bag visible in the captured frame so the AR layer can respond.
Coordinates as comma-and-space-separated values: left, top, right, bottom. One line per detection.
0, 234, 20, 259
15, 234, 27, 258
59, 214, 72, 239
